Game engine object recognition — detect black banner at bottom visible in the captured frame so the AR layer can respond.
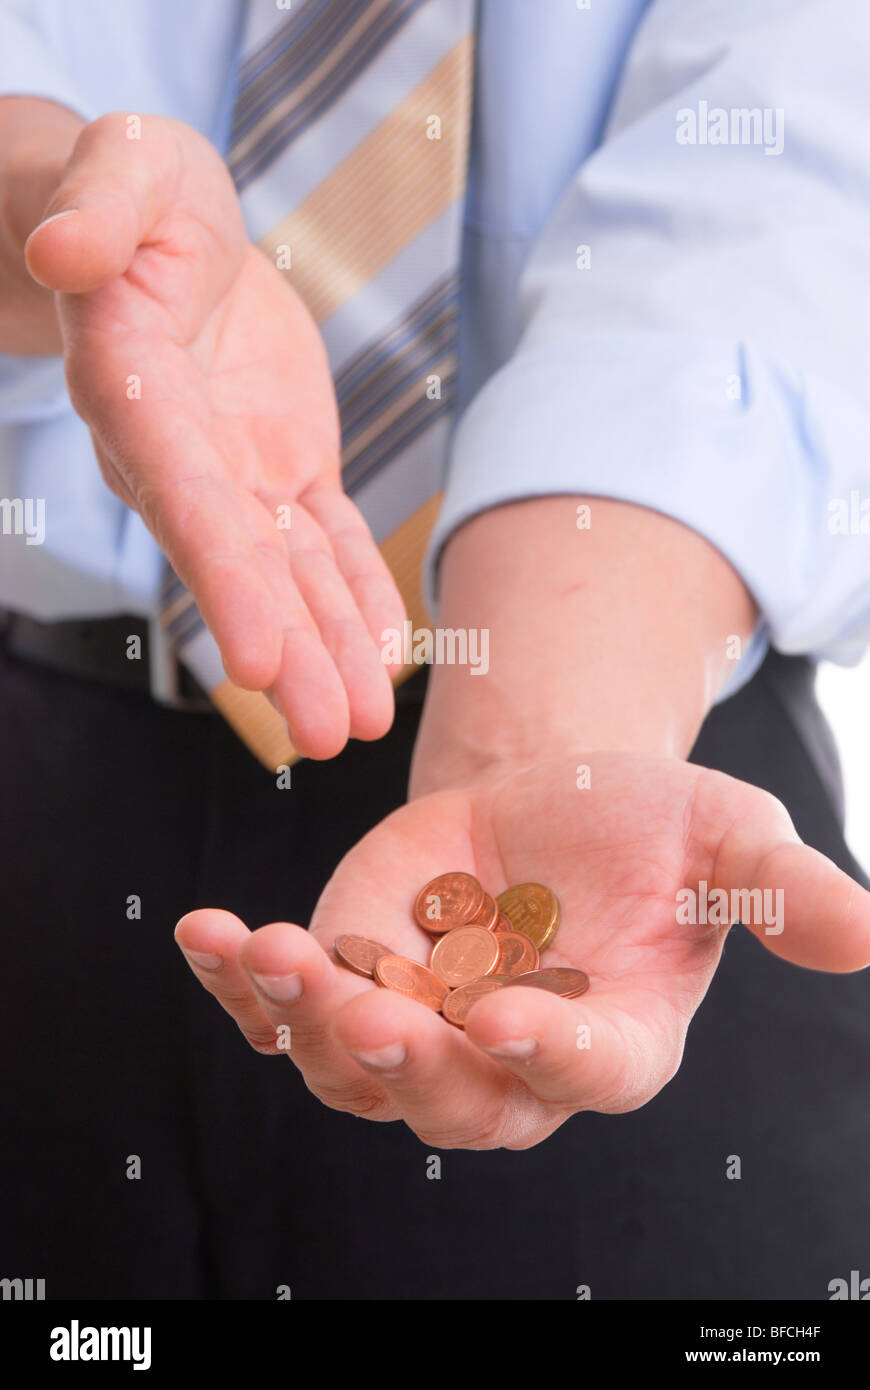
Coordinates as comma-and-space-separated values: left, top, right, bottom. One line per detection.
0, 1298, 865, 1374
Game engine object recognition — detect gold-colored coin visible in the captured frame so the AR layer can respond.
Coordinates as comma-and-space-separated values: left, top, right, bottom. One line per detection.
496, 882, 560, 951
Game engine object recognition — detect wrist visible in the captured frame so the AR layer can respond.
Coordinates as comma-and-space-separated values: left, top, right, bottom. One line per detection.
409, 689, 682, 799
408, 495, 756, 798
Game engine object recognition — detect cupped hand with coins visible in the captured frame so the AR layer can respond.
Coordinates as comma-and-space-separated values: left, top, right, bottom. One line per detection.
175, 745, 870, 1149
175, 498, 870, 1149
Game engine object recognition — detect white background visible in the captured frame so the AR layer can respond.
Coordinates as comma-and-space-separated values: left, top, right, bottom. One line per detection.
817, 653, 870, 874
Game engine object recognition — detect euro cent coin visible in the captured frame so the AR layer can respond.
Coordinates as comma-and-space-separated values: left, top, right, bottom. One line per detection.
374, 954, 449, 1011
467, 892, 498, 931
442, 975, 513, 1028
333, 934, 393, 979
496, 882, 561, 951
494, 930, 540, 977
414, 872, 485, 935
430, 926, 501, 989
505, 967, 589, 999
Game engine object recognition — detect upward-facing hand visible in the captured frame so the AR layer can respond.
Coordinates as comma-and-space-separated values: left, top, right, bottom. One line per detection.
25, 113, 405, 757
175, 752, 870, 1150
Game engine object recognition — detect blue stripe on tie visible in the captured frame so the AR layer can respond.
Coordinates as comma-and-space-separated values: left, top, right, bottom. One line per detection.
343, 369, 457, 494
334, 274, 456, 404
232, 0, 370, 138
229, 0, 427, 191
341, 311, 457, 446
167, 604, 205, 649
235, 0, 335, 96
337, 278, 458, 440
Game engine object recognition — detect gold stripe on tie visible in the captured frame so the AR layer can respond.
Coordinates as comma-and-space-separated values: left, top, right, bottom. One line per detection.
209, 491, 443, 769
258, 36, 473, 324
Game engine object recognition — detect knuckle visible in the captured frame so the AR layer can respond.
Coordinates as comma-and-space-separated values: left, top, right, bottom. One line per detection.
593, 1050, 641, 1112
216, 986, 260, 1011
283, 1025, 338, 1069
413, 1106, 508, 1152
751, 786, 789, 822
595, 1021, 676, 1114
502, 1131, 541, 1152
237, 1019, 284, 1055
310, 1080, 390, 1120
85, 111, 131, 146
501, 1111, 569, 1150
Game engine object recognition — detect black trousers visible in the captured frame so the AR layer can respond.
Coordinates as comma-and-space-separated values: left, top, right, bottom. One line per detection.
0, 640, 868, 1300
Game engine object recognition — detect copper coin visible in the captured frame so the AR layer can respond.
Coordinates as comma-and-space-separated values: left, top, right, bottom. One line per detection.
333, 934, 393, 979
374, 954, 449, 1011
430, 926, 501, 988
494, 912, 514, 933
413, 872, 485, 935
467, 892, 498, 931
495, 930, 540, 977
496, 883, 561, 951
442, 975, 513, 1028
504, 967, 589, 999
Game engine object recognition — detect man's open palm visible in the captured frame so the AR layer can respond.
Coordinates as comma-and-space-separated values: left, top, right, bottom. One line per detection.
26, 114, 405, 757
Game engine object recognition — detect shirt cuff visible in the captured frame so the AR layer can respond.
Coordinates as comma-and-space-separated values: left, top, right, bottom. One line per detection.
425, 330, 870, 700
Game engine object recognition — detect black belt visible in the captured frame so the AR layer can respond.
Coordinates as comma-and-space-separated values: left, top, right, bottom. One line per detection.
0, 609, 211, 710
0, 608, 430, 711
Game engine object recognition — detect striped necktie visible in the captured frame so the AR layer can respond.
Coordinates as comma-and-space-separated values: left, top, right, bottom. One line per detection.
160, 0, 474, 769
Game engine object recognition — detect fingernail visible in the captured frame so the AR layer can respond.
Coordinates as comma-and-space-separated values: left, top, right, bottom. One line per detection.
33, 209, 78, 232
482, 1037, 538, 1060
350, 1043, 406, 1071
185, 950, 223, 971
250, 972, 303, 1002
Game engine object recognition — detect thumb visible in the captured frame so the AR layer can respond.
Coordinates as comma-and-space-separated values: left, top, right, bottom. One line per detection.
24, 112, 242, 296
24, 112, 172, 293
704, 775, 870, 972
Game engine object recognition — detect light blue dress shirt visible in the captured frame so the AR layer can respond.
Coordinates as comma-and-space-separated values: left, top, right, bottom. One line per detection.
1, 0, 870, 700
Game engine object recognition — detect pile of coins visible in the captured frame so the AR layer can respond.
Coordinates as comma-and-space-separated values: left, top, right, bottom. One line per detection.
333, 872, 589, 1028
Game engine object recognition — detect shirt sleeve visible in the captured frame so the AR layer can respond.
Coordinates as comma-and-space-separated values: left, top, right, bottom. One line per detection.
427, 0, 870, 696
0, 2, 96, 418
0, 0, 241, 619
0, 0, 94, 117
